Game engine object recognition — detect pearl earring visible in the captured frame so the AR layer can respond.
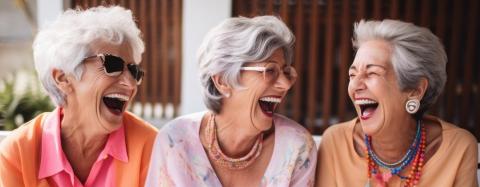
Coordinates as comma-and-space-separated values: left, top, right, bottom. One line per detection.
224, 92, 230, 98
405, 99, 420, 114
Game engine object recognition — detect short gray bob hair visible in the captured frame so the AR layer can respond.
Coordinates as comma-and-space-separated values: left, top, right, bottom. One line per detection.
197, 15, 294, 114
353, 19, 447, 117
33, 6, 145, 106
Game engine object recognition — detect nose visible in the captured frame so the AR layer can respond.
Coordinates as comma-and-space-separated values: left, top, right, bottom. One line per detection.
273, 72, 295, 91
118, 70, 137, 89
349, 74, 366, 92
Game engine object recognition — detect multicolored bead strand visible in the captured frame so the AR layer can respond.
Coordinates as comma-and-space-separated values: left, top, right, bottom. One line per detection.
365, 120, 426, 187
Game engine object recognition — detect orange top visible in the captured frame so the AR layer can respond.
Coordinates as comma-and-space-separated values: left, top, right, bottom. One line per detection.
316, 116, 478, 187
0, 111, 158, 187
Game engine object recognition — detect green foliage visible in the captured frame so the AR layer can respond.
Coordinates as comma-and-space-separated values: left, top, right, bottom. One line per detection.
0, 73, 54, 130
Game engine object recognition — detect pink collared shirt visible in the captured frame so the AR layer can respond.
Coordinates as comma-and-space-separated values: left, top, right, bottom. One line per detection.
38, 108, 128, 187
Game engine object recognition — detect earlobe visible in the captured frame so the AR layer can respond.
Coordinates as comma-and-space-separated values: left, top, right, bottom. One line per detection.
52, 69, 73, 94
211, 75, 231, 98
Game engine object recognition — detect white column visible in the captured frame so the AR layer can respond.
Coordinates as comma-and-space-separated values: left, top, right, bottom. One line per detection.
180, 0, 232, 115
37, 0, 64, 29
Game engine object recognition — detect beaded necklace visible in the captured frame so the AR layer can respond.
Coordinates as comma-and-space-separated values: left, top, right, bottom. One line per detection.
205, 114, 264, 170
365, 120, 426, 187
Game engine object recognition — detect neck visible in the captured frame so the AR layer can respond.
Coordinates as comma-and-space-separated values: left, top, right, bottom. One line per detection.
213, 112, 264, 158
61, 108, 110, 156
369, 116, 418, 163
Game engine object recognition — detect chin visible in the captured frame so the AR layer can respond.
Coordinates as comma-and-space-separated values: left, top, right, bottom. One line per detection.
251, 110, 274, 132
97, 107, 124, 132
359, 116, 384, 136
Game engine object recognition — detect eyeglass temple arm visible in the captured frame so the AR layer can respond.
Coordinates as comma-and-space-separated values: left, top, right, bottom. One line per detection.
240, 67, 266, 71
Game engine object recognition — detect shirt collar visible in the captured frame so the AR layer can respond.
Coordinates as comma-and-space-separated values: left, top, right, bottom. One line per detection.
38, 107, 129, 179
102, 122, 128, 163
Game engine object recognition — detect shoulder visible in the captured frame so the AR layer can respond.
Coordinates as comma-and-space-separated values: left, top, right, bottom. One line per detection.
123, 112, 158, 146
274, 114, 313, 141
153, 112, 206, 148
160, 112, 205, 133
438, 118, 477, 149
322, 118, 356, 141
158, 112, 205, 139
123, 112, 158, 141
0, 114, 45, 161
318, 118, 356, 153
274, 114, 316, 154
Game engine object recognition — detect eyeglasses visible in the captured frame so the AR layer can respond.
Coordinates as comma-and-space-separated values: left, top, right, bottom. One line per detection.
240, 63, 297, 84
84, 54, 144, 85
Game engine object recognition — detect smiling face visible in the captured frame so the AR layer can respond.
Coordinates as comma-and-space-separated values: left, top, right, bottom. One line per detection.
348, 40, 412, 136
221, 49, 296, 131
63, 41, 138, 133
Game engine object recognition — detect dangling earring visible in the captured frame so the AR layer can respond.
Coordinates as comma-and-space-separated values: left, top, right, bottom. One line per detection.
405, 99, 420, 114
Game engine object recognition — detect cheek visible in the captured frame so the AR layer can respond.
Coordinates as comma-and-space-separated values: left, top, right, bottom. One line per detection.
347, 82, 355, 98
132, 87, 138, 97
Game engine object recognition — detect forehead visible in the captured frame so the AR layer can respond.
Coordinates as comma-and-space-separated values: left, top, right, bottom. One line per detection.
351, 40, 392, 69
261, 48, 286, 65
89, 41, 134, 63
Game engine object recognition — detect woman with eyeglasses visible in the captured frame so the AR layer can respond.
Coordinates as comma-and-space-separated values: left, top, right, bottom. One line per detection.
0, 6, 157, 187
145, 16, 317, 186
315, 20, 478, 187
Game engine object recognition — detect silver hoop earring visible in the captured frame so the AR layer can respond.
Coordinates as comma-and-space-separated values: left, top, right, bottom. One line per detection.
405, 99, 420, 114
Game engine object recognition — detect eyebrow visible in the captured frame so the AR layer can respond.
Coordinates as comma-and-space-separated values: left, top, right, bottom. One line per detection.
349, 64, 386, 70
265, 60, 290, 68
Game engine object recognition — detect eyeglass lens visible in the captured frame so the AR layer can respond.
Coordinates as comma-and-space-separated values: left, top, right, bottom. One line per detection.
102, 54, 144, 84
262, 63, 297, 83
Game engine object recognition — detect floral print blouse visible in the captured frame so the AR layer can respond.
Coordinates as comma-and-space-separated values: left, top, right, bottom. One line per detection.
145, 112, 317, 187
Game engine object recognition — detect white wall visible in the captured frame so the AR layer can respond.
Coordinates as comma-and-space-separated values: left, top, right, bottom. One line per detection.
36, 0, 63, 29
180, 0, 232, 115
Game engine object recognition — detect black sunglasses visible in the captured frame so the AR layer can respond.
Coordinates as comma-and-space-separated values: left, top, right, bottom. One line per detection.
85, 54, 144, 85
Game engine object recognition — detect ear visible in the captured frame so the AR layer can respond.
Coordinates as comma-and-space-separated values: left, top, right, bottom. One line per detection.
211, 74, 231, 97
52, 68, 74, 95
408, 77, 428, 100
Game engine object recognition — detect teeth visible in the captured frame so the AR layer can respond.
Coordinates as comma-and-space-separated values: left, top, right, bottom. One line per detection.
104, 93, 130, 101
259, 97, 281, 103
354, 99, 377, 105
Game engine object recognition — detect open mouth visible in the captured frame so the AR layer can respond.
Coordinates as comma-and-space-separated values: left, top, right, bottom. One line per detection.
102, 93, 129, 116
258, 96, 281, 117
355, 99, 379, 120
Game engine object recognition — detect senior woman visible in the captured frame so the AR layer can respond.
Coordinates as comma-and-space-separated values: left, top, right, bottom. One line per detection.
316, 19, 478, 187
0, 6, 157, 187
145, 16, 317, 186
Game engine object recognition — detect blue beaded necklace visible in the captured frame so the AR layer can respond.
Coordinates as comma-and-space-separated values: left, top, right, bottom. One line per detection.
364, 120, 422, 177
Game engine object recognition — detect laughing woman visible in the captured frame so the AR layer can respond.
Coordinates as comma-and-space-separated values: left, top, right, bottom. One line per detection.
316, 19, 478, 187
0, 6, 157, 187
145, 16, 317, 187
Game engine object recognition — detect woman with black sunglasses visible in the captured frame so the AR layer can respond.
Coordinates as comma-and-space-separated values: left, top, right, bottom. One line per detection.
0, 6, 157, 187
145, 16, 317, 187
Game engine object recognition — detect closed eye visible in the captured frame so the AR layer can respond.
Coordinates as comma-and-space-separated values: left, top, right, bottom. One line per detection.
348, 73, 356, 79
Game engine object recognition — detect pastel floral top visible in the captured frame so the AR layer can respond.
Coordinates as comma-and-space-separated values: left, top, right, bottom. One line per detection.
145, 112, 317, 187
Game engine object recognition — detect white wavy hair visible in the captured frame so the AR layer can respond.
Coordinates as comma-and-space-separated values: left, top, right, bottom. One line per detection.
197, 15, 295, 113
33, 6, 145, 106
353, 19, 447, 116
